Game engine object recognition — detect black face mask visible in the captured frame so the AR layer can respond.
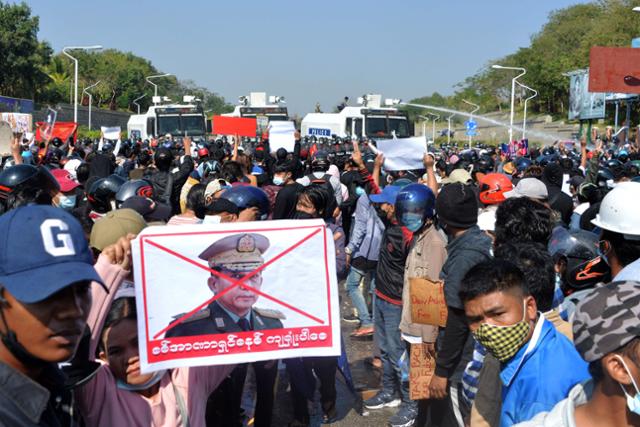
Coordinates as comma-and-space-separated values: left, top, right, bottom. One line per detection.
374, 205, 390, 225
294, 211, 315, 220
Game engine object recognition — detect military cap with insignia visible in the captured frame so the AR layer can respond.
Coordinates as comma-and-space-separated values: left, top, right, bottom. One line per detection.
199, 233, 270, 272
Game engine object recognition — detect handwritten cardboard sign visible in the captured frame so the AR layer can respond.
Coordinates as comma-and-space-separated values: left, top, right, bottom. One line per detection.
409, 278, 447, 327
409, 343, 435, 400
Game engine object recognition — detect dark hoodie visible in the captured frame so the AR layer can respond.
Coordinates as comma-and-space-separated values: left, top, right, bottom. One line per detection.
543, 163, 573, 225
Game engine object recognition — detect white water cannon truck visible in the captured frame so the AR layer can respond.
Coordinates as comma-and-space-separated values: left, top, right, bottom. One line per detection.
222, 92, 289, 133
127, 95, 206, 140
301, 94, 412, 139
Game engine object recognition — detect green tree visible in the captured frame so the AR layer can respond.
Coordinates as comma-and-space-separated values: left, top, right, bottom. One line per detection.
0, 1, 52, 99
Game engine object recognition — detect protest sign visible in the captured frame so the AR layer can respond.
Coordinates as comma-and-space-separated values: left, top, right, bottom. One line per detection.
409, 343, 435, 400
0, 113, 32, 133
101, 126, 121, 140
40, 108, 57, 141
35, 121, 77, 143
377, 137, 425, 170
212, 116, 257, 137
268, 121, 296, 153
132, 219, 341, 373
0, 122, 11, 155
409, 278, 447, 327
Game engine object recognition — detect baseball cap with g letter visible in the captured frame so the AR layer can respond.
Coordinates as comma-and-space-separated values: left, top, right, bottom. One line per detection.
0, 205, 105, 303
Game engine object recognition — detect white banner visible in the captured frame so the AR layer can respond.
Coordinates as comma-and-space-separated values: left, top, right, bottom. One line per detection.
0, 113, 32, 133
377, 136, 426, 170
101, 126, 121, 140
268, 121, 296, 153
132, 219, 340, 373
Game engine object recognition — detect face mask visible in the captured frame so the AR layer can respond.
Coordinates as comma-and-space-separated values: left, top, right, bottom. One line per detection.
273, 176, 285, 186
471, 301, 531, 363
57, 194, 76, 211
615, 356, 640, 416
294, 211, 315, 220
401, 212, 424, 232
355, 186, 366, 197
116, 369, 167, 391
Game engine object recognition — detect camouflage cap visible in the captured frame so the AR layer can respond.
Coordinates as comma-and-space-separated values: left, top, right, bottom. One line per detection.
573, 281, 640, 362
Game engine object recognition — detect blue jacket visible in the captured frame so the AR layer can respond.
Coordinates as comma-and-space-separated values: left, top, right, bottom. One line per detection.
347, 194, 384, 262
500, 316, 590, 427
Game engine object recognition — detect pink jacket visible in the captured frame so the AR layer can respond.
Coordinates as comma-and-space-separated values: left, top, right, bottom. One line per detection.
77, 256, 234, 427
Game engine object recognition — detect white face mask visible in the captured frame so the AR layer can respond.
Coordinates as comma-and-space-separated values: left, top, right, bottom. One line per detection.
616, 355, 640, 416
57, 194, 77, 211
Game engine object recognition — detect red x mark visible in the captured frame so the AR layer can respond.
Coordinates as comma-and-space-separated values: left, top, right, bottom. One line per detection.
146, 227, 325, 339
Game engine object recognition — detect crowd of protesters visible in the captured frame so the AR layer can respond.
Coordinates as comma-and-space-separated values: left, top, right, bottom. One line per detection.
0, 125, 639, 427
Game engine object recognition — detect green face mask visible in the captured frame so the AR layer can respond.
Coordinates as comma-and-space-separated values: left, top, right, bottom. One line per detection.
471, 302, 531, 363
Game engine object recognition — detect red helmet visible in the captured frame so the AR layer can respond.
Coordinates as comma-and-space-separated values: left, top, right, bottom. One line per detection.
197, 147, 209, 158
478, 173, 513, 205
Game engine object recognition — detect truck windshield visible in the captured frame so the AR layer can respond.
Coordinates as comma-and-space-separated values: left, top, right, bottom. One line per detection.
158, 116, 181, 135
389, 117, 410, 137
182, 115, 205, 135
365, 116, 410, 137
157, 115, 205, 136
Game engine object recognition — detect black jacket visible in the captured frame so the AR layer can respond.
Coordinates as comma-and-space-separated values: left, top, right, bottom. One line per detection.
375, 224, 411, 302
147, 155, 194, 215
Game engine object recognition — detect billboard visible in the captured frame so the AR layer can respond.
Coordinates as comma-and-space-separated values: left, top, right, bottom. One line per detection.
569, 70, 605, 120
589, 46, 640, 94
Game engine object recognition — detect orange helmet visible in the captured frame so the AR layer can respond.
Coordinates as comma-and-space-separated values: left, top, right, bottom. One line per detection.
478, 173, 513, 205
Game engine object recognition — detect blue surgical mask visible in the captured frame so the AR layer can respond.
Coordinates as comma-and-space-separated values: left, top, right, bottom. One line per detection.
273, 176, 285, 186
355, 186, 366, 197
57, 194, 76, 211
616, 356, 640, 416
402, 212, 424, 232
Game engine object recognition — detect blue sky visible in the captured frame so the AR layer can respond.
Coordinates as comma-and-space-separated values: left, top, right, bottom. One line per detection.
22, 0, 589, 115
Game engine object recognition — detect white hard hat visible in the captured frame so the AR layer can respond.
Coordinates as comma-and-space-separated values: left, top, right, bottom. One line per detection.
591, 182, 640, 239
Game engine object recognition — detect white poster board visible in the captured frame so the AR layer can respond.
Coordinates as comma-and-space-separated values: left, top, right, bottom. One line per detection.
0, 113, 32, 133
268, 121, 296, 153
101, 126, 121, 140
377, 137, 426, 170
132, 219, 340, 373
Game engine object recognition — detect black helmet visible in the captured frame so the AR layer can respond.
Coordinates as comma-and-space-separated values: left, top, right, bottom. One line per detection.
88, 174, 126, 213
548, 227, 610, 291
115, 179, 155, 208
51, 137, 64, 148
476, 155, 495, 174
219, 185, 270, 220
595, 168, 615, 188
0, 164, 60, 202
311, 151, 329, 172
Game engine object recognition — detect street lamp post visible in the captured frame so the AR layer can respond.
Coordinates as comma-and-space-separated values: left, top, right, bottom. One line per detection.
146, 73, 173, 103
418, 115, 430, 143
462, 99, 480, 147
447, 113, 456, 145
62, 45, 102, 124
82, 80, 100, 130
429, 113, 440, 143
492, 64, 526, 142
133, 94, 147, 114
515, 81, 538, 140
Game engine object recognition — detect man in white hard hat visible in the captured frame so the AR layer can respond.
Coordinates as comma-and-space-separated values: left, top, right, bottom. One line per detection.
591, 182, 640, 281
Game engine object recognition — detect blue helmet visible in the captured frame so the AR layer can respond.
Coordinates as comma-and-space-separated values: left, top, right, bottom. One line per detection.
219, 185, 270, 220
515, 157, 532, 173
394, 183, 436, 232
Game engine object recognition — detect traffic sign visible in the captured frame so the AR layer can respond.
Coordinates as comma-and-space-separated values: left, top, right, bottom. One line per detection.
466, 130, 477, 137
465, 119, 477, 131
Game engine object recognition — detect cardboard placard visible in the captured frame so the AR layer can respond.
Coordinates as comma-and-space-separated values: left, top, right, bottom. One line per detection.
212, 116, 257, 137
409, 343, 435, 400
409, 278, 447, 327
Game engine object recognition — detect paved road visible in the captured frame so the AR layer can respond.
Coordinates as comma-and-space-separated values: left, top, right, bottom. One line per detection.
266, 283, 395, 427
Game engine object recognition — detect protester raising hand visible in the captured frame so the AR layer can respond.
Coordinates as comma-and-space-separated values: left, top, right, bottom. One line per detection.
101, 233, 135, 271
